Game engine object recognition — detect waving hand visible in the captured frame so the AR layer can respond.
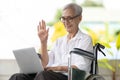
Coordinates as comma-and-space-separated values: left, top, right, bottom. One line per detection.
37, 20, 49, 43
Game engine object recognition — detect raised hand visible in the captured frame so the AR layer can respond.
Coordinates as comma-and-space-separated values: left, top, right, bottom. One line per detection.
37, 20, 49, 43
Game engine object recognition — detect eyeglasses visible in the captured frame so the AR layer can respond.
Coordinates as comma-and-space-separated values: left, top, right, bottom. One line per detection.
60, 15, 80, 22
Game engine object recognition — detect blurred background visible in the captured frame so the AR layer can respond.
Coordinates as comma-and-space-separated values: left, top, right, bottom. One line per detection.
0, 0, 120, 80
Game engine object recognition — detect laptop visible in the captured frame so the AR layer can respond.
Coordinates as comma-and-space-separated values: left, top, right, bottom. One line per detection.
13, 47, 44, 74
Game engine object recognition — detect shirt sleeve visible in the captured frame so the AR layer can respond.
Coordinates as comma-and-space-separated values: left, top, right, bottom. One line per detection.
71, 54, 92, 72
80, 35, 93, 52
46, 50, 54, 67
46, 40, 58, 67
72, 35, 93, 72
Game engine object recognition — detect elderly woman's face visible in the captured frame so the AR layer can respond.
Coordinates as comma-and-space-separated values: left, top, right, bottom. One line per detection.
61, 8, 81, 33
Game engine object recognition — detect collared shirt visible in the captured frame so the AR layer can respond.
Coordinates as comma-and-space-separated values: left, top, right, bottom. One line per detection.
47, 30, 93, 72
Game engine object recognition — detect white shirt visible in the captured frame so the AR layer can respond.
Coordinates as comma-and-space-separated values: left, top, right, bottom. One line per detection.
47, 30, 93, 73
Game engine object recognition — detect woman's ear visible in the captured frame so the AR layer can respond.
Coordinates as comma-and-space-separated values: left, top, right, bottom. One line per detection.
79, 16, 82, 22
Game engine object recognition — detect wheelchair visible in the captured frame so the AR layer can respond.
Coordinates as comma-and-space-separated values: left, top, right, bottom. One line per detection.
68, 43, 106, 80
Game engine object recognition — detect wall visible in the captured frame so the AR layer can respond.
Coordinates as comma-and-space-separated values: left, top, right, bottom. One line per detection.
0, 59, 19, 80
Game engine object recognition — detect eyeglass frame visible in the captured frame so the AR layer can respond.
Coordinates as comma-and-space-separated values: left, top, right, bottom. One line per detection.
60, 14, 81, 22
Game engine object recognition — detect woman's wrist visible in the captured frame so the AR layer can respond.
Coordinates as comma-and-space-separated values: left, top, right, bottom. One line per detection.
60, 66, 68, 72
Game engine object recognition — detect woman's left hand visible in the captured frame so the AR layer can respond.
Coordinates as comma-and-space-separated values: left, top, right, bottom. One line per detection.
45, 66, 62, 71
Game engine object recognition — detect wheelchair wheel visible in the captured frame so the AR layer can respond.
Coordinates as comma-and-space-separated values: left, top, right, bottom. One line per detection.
86, 74, 105, 80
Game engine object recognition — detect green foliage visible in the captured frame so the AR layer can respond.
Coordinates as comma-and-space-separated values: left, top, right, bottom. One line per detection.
81, 0, 103, 7
119, 64, 120, 68
54, 9, 62, 21
47, 21, 55, 26
98, 59, 115, 72
47, 9, 62, 26
116, 33, 120, 50
81, 22, 120, 72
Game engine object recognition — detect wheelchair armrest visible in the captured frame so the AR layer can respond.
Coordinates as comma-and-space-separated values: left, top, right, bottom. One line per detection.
70, 48, 95, 60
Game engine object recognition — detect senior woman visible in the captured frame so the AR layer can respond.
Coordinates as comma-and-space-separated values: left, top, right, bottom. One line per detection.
9, 3, 93, 80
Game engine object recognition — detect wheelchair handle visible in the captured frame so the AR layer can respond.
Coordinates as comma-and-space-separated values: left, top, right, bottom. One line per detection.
92, 43, 106, 74
94, 43, 106, 56
98, 43, 105, 49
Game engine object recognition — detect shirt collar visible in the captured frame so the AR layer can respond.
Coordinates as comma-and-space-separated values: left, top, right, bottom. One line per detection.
65, 29, 82, 41
72, 29, 82, 40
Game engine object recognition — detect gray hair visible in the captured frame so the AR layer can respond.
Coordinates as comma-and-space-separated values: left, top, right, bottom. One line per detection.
63, 3, 82, 16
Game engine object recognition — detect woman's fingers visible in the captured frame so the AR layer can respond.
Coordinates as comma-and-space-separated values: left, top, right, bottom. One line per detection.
39, 20, 46, 30
39, 21, 42, 29
37, 25, 40, 32
38, 20, 46, 31
42, 20, 46, 30
47, 28, 49, 34
37, 21, 41, 32
37, 20, 49, 42
45, 67, 60, 71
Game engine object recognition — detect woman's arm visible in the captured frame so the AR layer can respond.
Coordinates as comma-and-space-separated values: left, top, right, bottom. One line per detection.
37, 20, 49, 68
